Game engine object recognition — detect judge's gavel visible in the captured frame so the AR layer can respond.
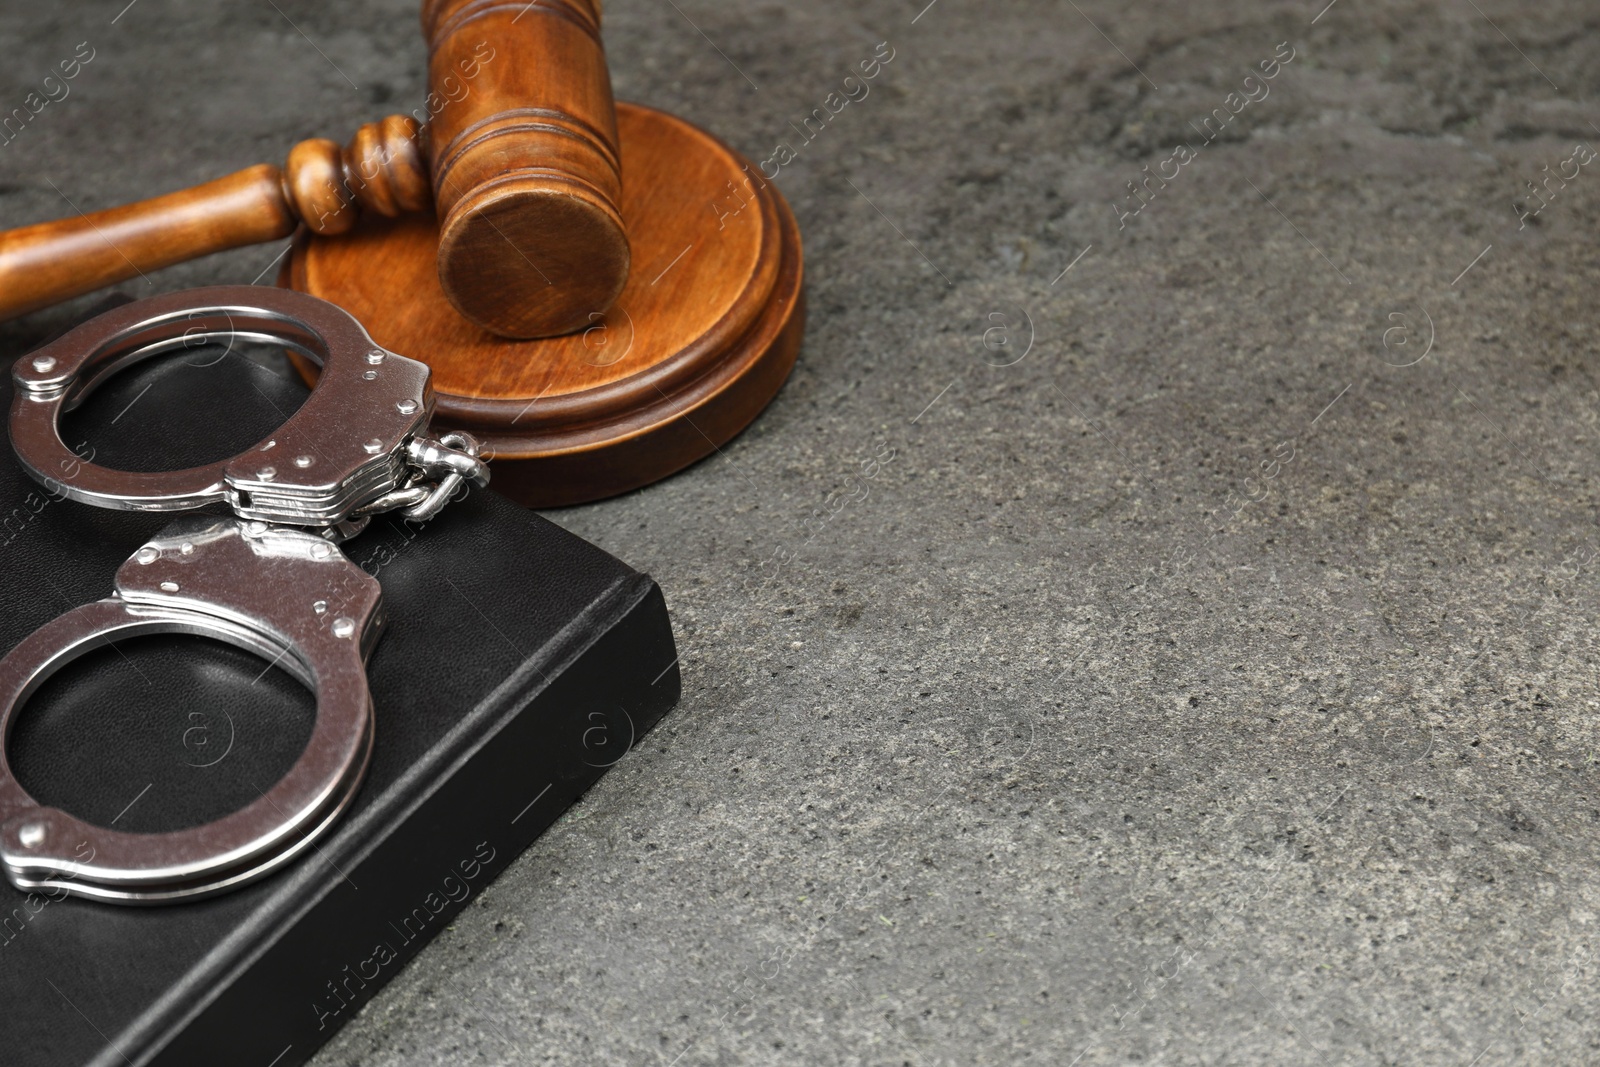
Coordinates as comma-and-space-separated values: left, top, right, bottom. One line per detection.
0, 0, 628, 339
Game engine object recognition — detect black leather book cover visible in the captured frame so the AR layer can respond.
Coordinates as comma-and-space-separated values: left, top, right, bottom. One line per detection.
0, 326, 680, 1066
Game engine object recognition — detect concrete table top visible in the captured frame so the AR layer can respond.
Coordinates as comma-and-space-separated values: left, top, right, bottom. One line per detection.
3, 1, 1598, 1063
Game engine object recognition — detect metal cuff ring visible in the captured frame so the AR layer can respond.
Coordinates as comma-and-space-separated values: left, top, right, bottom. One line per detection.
8, 285, 434, 526
0, 518, 382, 903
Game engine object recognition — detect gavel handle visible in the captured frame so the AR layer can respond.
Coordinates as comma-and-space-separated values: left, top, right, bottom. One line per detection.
0, 167, 295, 321
0, 114, 429, 324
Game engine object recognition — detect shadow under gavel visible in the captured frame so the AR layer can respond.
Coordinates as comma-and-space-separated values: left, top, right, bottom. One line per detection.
0, 0, 628, 340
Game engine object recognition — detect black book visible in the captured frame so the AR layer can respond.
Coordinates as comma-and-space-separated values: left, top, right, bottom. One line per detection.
0, 323, 679, 1066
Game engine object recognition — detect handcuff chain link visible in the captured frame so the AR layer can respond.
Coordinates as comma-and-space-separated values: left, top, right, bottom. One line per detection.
348, 430, 489, 524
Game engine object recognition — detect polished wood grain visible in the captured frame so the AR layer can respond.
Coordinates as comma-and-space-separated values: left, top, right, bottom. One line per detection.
0, 0, 628, 339
285, 102, 804, 507
290, 114, 432, 235
423, 0, 629, 339
0, 115, 427, 323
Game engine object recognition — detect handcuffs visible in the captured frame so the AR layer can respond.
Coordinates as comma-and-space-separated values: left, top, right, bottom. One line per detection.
0, 287, 489, 904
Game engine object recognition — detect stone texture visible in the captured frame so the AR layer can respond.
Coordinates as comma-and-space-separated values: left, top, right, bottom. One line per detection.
4, 0, 1600, 1063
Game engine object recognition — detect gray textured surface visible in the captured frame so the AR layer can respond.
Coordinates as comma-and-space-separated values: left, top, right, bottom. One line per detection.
6, 0, 1600, 1063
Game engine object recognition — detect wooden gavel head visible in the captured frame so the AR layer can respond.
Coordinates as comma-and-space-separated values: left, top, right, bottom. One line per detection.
0, 0, 627, 340
424, 0, 629, 339
247, 0, 631, 339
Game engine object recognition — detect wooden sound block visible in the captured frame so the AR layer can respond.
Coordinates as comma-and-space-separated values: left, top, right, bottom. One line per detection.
281, 101, 804, 507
